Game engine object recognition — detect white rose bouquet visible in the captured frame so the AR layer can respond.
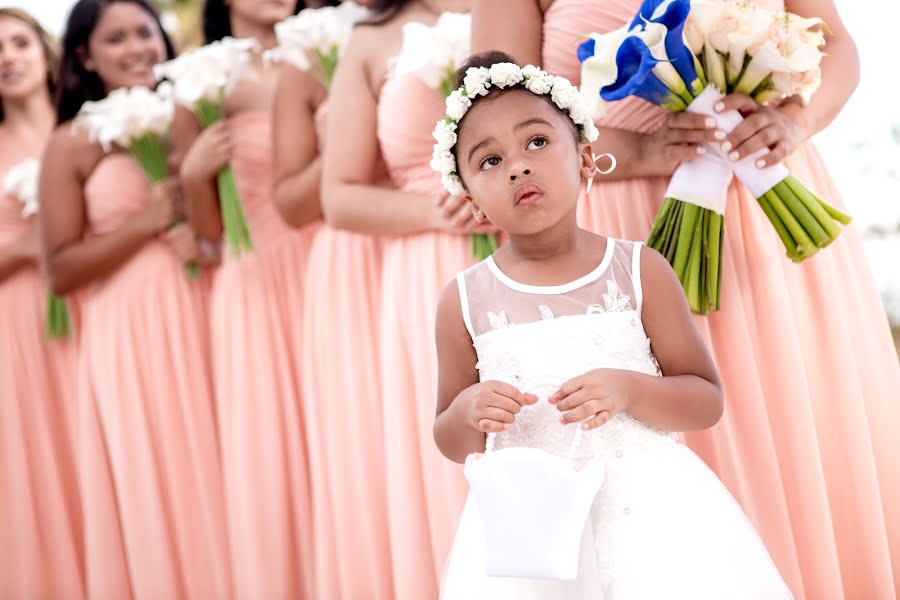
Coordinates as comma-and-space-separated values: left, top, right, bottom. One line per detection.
398, 12, 497, 259
75, 84, 200, 277
265, 2, 369, 87
155, 37, 257, 257
4, 158, 72, 339
579, 0, 850, 314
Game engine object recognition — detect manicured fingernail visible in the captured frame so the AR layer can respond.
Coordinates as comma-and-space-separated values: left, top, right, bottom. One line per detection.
729, 151, 739, 162
559, 417, 566, 424
720, 141, 732, 152
714, 130, 726, 140
704, 117, 716, 128
714, 102, 725, 112
696, 146, 706, 154
756, 159, 766, 168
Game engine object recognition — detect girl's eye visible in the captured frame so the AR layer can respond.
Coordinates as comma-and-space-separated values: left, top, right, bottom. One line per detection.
527, 136, 548, 150
479, 156, 501, 171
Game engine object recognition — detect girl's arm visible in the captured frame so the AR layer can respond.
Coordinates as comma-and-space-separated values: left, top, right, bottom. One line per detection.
272, 67, 327, 228
40, 127, 175, 294
322, 27, 476, 235
0, 228, 38, 282
433, 281, 535, 463
552, 247, 723, 432
174, 106, 231, 243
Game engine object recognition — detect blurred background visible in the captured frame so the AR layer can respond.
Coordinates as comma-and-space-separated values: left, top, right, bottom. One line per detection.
6, 0, 900, 352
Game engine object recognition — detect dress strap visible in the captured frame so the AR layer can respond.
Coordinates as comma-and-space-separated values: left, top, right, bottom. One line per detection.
632, 241, 644, 316
456, 272, 476, 340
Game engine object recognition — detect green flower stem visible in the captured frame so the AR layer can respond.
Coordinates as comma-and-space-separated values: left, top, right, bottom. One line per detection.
673, 203, 699, 280
46, 291, 72, 339
662, 200, 684, 263
647, 198, 674, 246
685, 212, 704, 313
765, 190, 815, 257
707, 211, 722, 311
773, 180, 830, 248
471, 233, 497, 260
784, 175, 841, 240
818, 197, 852, 225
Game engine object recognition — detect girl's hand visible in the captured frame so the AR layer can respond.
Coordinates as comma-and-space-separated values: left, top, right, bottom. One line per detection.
162, 222, 201, 263
133, 178, 181, 235
459, 380, 537, 433
181, 121, 234, 182
638, 112, 726, 177
550, 369, 633, 430
715, 94, 808, 168
432, 193, 499, 236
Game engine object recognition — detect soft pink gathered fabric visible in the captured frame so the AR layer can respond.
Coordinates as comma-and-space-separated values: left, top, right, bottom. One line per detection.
300, 103, 394, 600
78, 153, 230, 599
541, 1, 900, 597
376, 72, 474, 598
0, 153, 84, 599
211, 111, 317, 600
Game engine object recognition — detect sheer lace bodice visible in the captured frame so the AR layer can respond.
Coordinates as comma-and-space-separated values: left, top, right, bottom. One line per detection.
457, 238, 676, 459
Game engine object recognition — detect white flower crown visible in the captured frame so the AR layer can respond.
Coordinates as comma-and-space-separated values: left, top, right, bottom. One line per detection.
430, 62, 600, 195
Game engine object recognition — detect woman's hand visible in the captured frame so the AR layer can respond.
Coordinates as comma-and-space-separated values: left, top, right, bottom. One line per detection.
162, 222, 201, 263
431, 193, 499, 236
637, 112, 726, 177
180, 121, 234, 183
550, 369, 633, 431
715, 94, 808, 168
133, 178, 181, 235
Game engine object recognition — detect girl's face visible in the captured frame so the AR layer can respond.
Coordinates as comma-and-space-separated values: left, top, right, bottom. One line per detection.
0, 16, 48, 103
229, 0, 296, 28
455, 89, 594, 236
83, 2, 167, 92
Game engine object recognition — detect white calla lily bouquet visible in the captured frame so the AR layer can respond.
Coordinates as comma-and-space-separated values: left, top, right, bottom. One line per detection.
155, 37, 257, 257
4, 158, 72, 339
579, 0, 850, 314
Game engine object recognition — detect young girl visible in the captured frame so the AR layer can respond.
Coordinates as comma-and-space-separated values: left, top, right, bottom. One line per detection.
433, 52, 792, 598
0, 9, 83, 598
473, 2, 900, 596
40, 1, 228, 597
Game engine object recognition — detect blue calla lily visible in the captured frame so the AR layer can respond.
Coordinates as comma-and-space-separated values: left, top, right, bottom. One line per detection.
630, 0, 704, 96
577, 38, 596, 64
600, 36, 687, 111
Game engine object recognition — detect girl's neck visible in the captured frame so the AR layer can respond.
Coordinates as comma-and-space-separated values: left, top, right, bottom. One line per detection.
502, 213, 585, 263
0, 90, 54, 147
230, 16, 277, 50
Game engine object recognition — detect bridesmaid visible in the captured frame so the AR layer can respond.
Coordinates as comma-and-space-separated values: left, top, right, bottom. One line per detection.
177, 1, 331, 597
322, 1, 494, 596
40, 1, 229, 598
474, 0, 900, 597
0, 8, 83, 599
271, 7, 394, 598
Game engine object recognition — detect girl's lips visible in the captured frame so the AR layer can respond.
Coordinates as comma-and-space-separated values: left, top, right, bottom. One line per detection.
514, 183, 543, 206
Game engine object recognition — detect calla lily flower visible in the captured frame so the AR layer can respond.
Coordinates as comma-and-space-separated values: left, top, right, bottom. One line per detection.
599, 35, 687, 111
577, 25, 633, 118
630, 0, 704, 95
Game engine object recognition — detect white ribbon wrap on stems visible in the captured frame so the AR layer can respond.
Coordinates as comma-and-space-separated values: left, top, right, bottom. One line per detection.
689, 85, 789, 198
664, 149, 734, 215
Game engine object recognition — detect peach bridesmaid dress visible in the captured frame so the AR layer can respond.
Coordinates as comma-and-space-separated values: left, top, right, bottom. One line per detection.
0, 156, 83, 599
300, 104, 394, 600
78, 153, 230, 599
211, 111, 317, 600
376, 71, 474, 598
540, 1, 900, 597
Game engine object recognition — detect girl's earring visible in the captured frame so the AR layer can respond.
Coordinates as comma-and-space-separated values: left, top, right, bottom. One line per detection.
585, 174, 594, 195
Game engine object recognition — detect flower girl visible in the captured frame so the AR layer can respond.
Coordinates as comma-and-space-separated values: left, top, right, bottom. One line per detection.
432, 51, 793, 599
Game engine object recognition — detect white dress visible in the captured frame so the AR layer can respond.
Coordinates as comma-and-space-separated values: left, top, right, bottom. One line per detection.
441, 238, 793, 599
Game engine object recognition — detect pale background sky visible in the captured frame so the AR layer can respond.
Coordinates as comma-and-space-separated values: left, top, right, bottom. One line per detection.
5, 0, 900, 321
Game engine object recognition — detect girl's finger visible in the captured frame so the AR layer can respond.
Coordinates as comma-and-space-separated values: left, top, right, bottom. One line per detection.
559, 400, 601, 425
478, 407, 515, 424
581, 410, 614, 431
477, 419, 509, 433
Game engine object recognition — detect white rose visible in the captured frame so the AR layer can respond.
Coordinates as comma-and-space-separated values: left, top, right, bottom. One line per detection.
442, 173, 465, 196
430, 149, 456, 174
550, 76, 580, 110
524, 71, 553, 94
581, 120, 600, 143
463, 66, 490, 97
445, 90, 472, 121
432, 120, 457, 149
567, 101, 587, 126
489, 62, 523, 88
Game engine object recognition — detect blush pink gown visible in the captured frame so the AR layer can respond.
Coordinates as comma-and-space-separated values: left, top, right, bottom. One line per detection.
540, 1, 900, 597
376, 72, 474, 598
0, 154, 83, 599
211, 111, 318, 600
79, 153, 230, 599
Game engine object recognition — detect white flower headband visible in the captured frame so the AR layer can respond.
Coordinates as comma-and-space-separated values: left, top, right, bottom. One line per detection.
430, 62, 600, 195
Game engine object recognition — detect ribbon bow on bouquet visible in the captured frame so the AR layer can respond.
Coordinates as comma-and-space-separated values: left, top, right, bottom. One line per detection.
579, 0, 850, 314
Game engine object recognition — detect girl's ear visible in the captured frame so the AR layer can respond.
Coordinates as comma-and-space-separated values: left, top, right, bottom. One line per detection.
467, 194, 487, 223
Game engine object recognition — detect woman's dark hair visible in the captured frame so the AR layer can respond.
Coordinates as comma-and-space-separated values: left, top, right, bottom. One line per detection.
0, 8, 60, 123
56, 0, 176, 124
359, 0, 415, 26
202, 0, 339, 44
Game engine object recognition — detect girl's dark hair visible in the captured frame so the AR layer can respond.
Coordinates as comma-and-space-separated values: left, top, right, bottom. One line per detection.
56, 0, 176, 124
359, 0, 414, 26
0, 8, 60, 123
202, 0, 339, 44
